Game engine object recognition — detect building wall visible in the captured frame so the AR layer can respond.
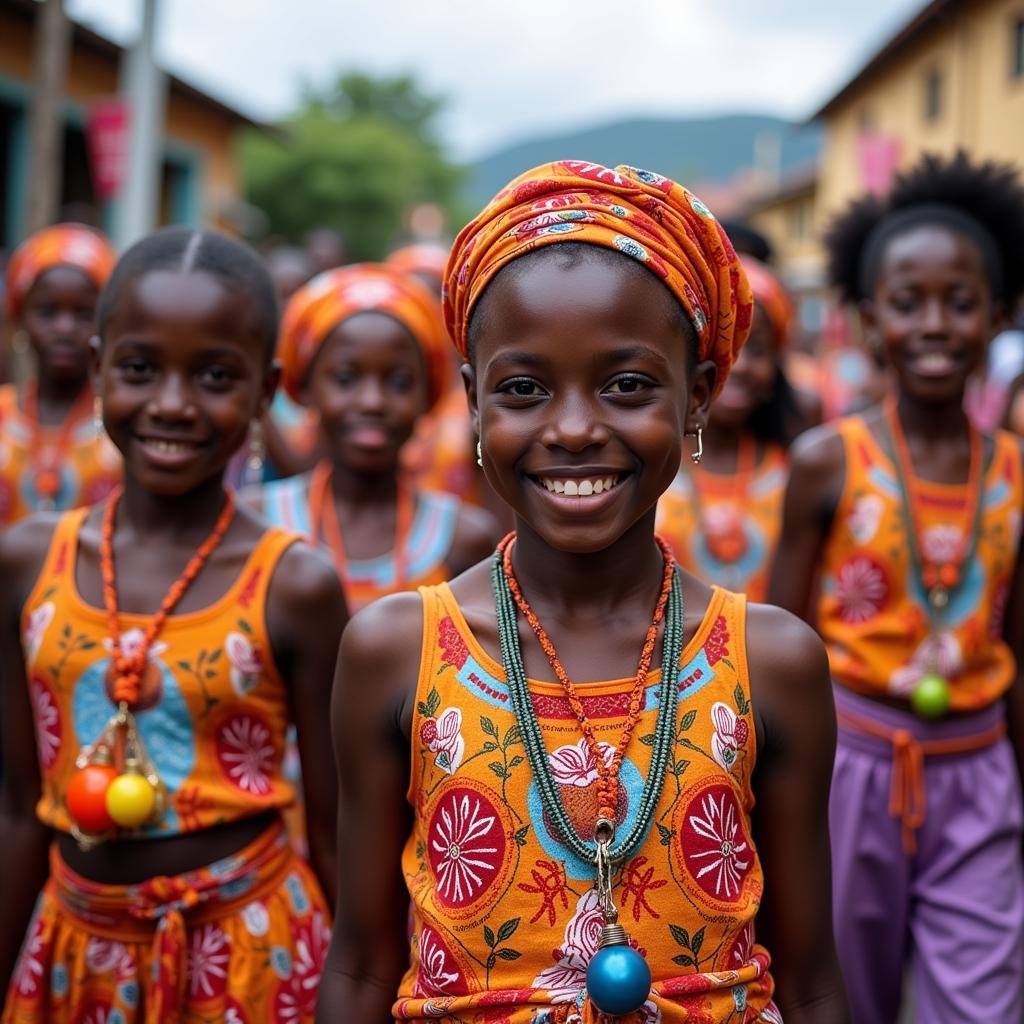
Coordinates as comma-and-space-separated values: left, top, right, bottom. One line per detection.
818, 0, 1024, 220
0, 7, 243, 247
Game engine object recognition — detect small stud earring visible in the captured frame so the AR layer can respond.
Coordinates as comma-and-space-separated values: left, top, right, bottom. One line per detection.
690, 426, 703, 465
476, 440, 483, 468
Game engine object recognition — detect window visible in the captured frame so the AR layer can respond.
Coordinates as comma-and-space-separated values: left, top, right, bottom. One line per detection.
924, 66, 943, 121
1013, 16, 1024, 79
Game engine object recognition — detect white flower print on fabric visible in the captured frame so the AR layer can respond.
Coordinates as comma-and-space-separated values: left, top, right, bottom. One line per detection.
532, 889, 603, 1001
423, 707, 465, 775
23, 602, 55, 663
921, 524, 964, 565
13, 917, 45, 996
889, 632, 963, 697
85, 938, 134, 978
687, 790, 751, 899
30, 678, 61, 773
102, 629, 168, 665
413, 927, 462, 996
846, 494, 884, 545
215, 714, 276, 795
430, 791, 500, 905
710, 702, 748, 772
187, 923, 230, 999
548, 739, 615, 788
226, 631, 263, 697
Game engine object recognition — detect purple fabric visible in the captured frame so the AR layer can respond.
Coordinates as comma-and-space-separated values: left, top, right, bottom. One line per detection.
830, 685, 1024, 1023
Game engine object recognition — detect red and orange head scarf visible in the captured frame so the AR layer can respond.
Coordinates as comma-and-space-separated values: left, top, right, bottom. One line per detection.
386, 243, 450, 291
740, 256, 793, 350
443, 160, 752, 396
5, 223, 116, 321
278, 263, 451, 408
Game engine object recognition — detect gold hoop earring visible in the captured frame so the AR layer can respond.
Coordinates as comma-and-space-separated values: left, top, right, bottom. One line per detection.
690, 426, 703, 465
476, 440, 483, 468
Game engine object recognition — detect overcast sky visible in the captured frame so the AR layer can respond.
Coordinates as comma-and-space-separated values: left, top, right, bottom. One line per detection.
65, 0, 925, 159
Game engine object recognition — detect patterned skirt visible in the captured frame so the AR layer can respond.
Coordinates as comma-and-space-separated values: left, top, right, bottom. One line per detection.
2, 819, 330, 1024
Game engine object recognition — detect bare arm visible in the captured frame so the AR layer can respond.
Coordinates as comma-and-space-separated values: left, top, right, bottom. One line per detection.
766, 425, 845, 621
747, 603, 850, 1023
0, 519, 59, 989
316, 593, 421, 1023
267, 541, 349, 907
444, 502, 501, 579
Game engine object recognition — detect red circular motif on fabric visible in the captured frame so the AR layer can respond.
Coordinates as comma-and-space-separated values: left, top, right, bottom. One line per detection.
215, 711, 277, 796
833, 554, 890, 625
285, 910, 330, 1016
425, 780, 513, 919
674, 780, 756, 912
30, 675, 61, 774
225, 996, 249, 1024
413, 924, 472, 997
73, 995, 113, 1024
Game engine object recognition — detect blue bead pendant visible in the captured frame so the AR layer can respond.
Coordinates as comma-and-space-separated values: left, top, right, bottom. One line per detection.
586, 924, 652, 1017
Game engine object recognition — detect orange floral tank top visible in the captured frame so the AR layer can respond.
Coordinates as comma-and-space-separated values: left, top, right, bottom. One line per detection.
23, 508, 301, 837
0, 385, 120, 527
818, 416, 1022, 710
656, 444, 787, 602
395, 583, 781, 1023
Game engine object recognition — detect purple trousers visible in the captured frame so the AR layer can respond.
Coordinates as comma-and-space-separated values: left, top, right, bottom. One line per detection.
830, 686, 1024, 1024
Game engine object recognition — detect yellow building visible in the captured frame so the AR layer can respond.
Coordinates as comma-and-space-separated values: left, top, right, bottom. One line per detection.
0, 0, 260, 249
816, 0, 1024, 220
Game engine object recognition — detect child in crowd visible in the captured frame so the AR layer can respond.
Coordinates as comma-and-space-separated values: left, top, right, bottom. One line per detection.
317, 160, 849, 1023
256, 263, 498, 612
769, 152, 1024, 1023
657, 257, 800, 600
1, 224, 121, 525
0, 228, 347, 1023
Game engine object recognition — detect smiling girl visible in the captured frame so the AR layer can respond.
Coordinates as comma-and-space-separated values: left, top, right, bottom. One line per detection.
256, 263, 497, 613
0, 227, 346, 1023
769, 153, 1024, 1023
1, 225, 120, 526
317, 161, 848, 1023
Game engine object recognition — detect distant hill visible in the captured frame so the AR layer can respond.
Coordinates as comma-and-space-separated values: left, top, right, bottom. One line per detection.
467, 114, 822, 205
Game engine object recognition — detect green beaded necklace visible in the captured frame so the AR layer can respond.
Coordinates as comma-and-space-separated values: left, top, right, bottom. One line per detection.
491, 546, 684, 865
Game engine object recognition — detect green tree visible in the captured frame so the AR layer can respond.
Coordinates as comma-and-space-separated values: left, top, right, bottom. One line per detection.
242, 73, 462, 261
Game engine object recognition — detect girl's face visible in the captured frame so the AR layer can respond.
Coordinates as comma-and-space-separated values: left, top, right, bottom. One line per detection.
97, 269, 275, 496
863, 224, 1000, 404
469, 255, 712, 555
21, 266, 100, 382
711, 303, 777, 429
306, 312, 428, 477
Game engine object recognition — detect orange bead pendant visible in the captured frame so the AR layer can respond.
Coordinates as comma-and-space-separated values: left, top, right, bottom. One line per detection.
67, 762, 117, 834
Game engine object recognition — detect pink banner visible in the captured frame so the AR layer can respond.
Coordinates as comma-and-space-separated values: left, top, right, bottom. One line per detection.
857, 133, 901, 196
86, 98, 130, 201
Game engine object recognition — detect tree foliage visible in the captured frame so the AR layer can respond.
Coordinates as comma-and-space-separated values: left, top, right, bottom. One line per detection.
241, 73, 462, 261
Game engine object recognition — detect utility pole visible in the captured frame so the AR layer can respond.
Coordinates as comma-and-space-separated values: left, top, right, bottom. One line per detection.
112, 0, 166, 248
25, 0, 72, 234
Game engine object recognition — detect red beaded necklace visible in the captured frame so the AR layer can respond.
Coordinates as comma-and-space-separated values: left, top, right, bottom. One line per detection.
498, 533, 674, 825
102, 488, 237, 706
22, 380, 94, 509
883, 397, 983, 607
307, 459, 414, 597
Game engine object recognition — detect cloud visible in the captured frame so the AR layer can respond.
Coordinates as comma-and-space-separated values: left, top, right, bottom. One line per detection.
66, 0, 924, 157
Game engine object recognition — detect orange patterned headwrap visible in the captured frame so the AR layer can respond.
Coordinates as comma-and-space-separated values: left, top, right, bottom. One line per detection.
740, 256, 793, 350
278, 264, 451, 408
5, 223, 116, 321
386, 243, 450, 289
443, 160, 752, 396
